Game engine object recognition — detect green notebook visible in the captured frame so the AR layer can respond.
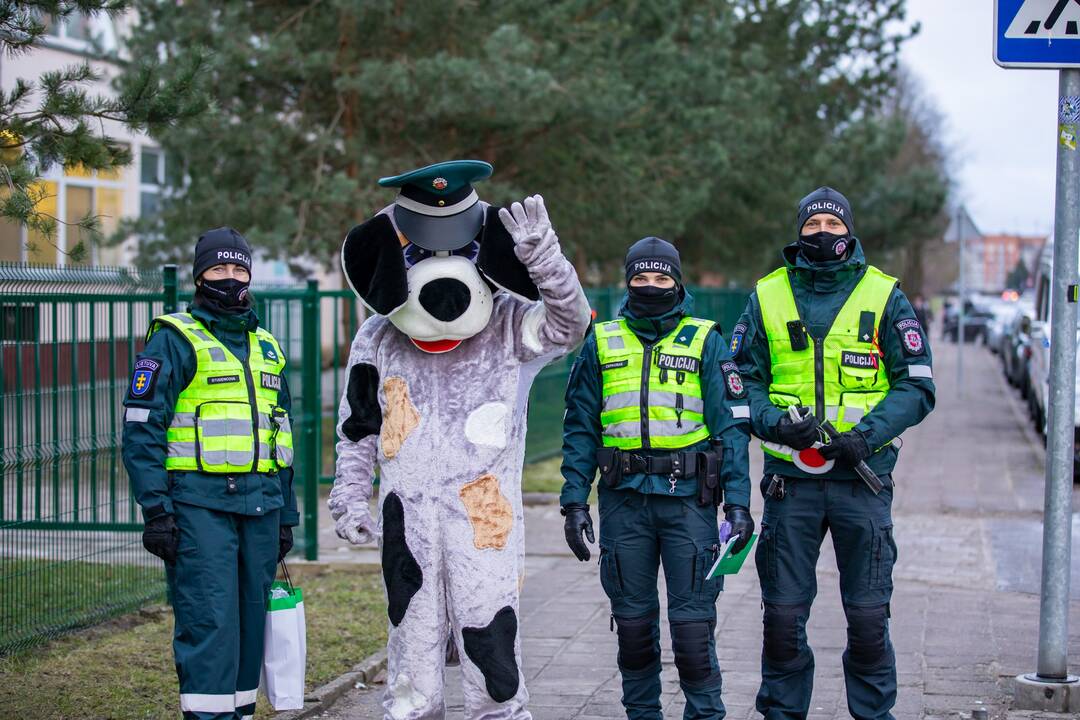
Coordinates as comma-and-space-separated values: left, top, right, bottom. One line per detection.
707, 533, 757, 579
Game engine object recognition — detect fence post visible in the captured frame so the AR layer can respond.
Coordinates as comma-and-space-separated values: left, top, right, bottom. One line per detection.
301, 278, 321, 560
163, 265, 178, 314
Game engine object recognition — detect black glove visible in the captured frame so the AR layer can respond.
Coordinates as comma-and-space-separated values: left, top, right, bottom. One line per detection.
775, 413, 820, 450
278, 525, 294, 561
561, 503, 595, 562
723, 504, 755, 555
142, 514, 179, 566
819, 429, 871, 466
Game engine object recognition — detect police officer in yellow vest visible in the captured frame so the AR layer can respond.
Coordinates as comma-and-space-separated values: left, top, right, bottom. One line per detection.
561, 237, 753, 720
732, 188, 935, 719
122, 228, 298, 720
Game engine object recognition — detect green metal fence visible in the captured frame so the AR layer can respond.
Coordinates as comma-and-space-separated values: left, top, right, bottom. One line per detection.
0, 262, 748, 654
1, 265, 169, 654
0, 264, 326, 654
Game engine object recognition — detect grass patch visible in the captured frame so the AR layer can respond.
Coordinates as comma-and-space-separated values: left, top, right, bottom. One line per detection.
521, 457, 564, 494
0, 557, 165, 655
0, 564, 388, 719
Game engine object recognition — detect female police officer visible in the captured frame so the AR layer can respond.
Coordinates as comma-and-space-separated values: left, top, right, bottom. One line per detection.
560, 237, 754, 720
122, 227, 298, 720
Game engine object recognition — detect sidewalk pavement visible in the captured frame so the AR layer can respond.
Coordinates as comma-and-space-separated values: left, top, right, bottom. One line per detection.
314, 339, 1080, 719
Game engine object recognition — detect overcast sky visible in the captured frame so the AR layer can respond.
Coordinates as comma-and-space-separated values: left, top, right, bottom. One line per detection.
902, 0, 1060, 237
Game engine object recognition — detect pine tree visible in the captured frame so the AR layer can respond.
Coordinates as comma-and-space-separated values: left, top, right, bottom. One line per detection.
122, 0, 950, 284
0, 0, 207, 262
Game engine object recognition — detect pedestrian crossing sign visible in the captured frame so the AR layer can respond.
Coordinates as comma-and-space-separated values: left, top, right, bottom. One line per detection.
996, 0, 1080, 67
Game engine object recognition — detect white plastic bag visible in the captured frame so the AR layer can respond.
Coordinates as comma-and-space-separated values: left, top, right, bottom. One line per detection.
260, 566, 307, 710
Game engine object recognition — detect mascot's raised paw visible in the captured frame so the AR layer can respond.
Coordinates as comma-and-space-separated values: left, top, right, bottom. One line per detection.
334, 509, 378, 546
498, 195, 560, 266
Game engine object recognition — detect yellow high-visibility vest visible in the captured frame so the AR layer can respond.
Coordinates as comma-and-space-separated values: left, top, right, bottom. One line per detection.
148, 313, 293, 474
756, 266, 895, 464
594, 316, 714, 450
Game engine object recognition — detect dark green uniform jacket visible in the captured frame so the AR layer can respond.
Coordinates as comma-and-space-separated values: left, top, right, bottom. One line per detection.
560, 290, 752, 507
122, 302, 299, 526
733, 239, 936, 480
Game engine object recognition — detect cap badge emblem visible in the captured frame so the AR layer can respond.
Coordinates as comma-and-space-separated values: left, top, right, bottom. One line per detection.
432, 177, 448, 190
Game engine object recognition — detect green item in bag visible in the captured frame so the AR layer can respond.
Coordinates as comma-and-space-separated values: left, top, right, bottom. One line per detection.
707, 533, 757, 579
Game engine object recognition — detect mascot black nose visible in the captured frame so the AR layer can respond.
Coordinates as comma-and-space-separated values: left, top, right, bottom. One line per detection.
419, 278, 472, 322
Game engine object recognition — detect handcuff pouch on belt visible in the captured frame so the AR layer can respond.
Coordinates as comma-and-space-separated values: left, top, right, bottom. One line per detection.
597, 447, 621, 488
697, 438, 724, 508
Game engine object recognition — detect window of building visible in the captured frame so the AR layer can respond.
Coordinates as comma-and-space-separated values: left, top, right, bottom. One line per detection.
26, 181, 58, 265
139, 146, 173, 222
12, 149, 131, 266
42, 10, 120, 55
0, 220, 23, 262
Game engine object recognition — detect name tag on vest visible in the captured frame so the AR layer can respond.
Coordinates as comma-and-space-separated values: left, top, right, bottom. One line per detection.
261, 372, 282, 391
601, 360, 629, 371
840, 351, 878, 370
656, 353, 700, 373
207, 374, 240, 385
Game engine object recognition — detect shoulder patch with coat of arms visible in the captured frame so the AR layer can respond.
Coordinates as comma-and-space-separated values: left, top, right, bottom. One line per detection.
895, 318, 925, 356
128, 358, 161, 400
729, 322, 748, 357
721, 360, 747, 399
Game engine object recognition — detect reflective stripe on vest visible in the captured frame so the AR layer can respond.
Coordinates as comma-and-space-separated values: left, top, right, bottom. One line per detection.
756, 266, 896, 465
594, 316, 714, 450
149, 313, 294, 473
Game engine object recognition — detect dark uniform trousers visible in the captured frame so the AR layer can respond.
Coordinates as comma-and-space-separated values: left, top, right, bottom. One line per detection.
598, 487, 727, 720
755, 475, 897, 720
167, 501, 280, 720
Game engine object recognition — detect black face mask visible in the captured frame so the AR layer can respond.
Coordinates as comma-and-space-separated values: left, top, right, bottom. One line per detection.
797, 231, 851, 263
197, 277, 251, 314
627, 283, 679, 317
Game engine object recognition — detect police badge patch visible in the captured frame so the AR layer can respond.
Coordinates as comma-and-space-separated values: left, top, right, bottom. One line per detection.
722, 360, 746, 399
128, 358, 161, 399
895, 318, 925, 356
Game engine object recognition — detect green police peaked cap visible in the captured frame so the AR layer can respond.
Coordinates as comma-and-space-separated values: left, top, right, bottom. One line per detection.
378, 160, 493, 251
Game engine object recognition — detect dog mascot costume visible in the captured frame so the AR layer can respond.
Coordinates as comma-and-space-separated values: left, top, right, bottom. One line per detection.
329, 160, 590, 719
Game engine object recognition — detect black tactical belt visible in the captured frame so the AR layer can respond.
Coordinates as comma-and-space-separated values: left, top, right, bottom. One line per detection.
620, 452, 701, 478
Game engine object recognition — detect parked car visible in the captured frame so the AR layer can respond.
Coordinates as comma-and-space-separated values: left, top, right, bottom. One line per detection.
1025, 238, 1080, 480
942, 297, 995, 343
1000, 298, 1035, 398
984, 298, 1020, 354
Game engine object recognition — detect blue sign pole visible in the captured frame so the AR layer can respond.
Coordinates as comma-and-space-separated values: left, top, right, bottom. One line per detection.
994, 1, 1080, 711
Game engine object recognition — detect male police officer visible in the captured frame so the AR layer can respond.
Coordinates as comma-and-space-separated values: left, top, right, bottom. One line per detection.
732, 188, 935, 719
122, 228, 298, 720
561, 237, 753, 720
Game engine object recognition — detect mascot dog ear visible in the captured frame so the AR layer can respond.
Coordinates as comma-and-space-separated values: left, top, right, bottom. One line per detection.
477, 206, 540, 302
342, 214, 408, 315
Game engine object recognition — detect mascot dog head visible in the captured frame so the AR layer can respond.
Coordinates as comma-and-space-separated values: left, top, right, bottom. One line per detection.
342, 160, 539, 353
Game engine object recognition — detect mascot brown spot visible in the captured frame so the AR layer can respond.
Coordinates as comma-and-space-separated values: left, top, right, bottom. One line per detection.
459, 473, 513, 550
380, 377, 419, 459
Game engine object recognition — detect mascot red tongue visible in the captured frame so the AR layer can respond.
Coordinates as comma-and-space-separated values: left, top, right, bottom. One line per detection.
330, 160, 590, 718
